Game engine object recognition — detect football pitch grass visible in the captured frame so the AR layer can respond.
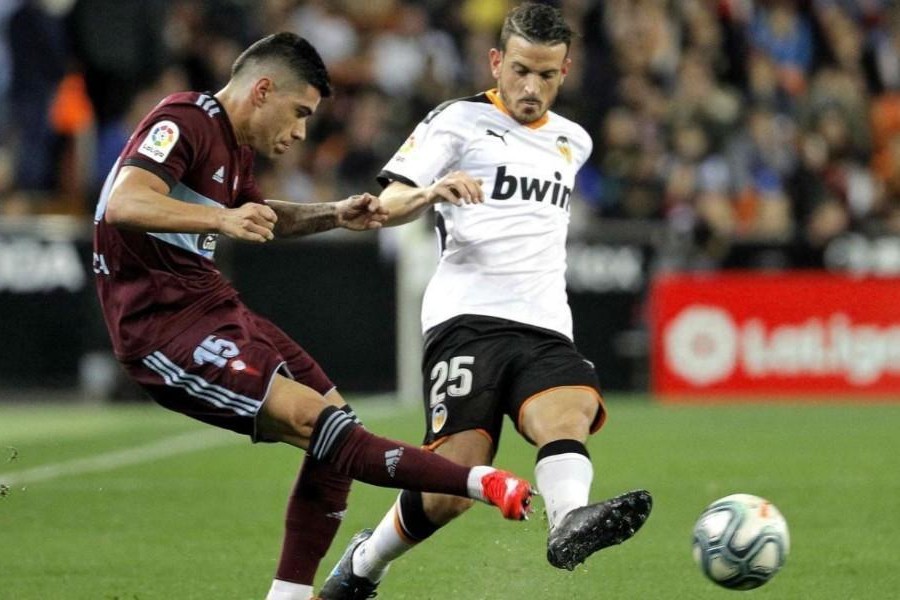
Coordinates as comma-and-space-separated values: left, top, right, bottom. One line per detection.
1, 396, 898, 599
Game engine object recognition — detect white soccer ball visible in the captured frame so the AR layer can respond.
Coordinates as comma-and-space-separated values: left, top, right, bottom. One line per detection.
692, 493, 790, 590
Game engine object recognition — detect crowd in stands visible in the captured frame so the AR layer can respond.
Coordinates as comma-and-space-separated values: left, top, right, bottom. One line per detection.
2, 0, 900, 268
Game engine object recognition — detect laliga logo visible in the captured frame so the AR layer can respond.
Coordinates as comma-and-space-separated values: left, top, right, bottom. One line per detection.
665, 305, 900, 386
664, 306, 738, 386
151, 123, 177, 147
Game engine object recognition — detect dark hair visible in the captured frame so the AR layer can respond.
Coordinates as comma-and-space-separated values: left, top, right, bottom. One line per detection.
232, 32, 332, 98
499, 2, 574, 51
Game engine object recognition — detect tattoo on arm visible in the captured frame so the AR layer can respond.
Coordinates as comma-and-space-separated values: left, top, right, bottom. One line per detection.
268, 200, 338, 237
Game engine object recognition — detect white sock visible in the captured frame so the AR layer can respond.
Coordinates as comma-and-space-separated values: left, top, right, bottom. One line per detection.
466, 465, 495, 502
265, 579, 313, 600
535, 453, 593, 530
352, 499, 415, 581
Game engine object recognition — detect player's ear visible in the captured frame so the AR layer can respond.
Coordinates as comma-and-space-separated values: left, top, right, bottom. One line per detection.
560, 57, 571, 83
489, 48, 503, 79
252, 77, 274, 107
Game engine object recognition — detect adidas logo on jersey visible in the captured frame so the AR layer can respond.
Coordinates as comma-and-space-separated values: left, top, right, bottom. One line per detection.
491, 165, 572, 210
212, 166, 225, 183
384, 447, 404, 477
195, 93, 221, 117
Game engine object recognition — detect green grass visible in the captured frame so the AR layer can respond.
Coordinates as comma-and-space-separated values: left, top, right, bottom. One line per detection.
1, 397, 898, 599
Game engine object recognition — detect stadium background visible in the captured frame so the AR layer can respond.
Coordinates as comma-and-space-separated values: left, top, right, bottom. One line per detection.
4, 0, 900, 399
2, 2, 900, 599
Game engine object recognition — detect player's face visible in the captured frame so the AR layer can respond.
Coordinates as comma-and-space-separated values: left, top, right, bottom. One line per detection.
490, 35, 570, 124
252, 79, 321, 158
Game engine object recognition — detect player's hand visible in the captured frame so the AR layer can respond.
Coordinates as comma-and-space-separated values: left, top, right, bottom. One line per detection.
218, 203, 277, 242
426, 171, 483, 206
335, 193, 389, 231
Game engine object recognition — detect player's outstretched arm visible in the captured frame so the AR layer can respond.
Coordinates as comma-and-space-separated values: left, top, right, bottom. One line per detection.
381, 171, 484, 226
106, 166, 276, 242
265, 193, 388, 237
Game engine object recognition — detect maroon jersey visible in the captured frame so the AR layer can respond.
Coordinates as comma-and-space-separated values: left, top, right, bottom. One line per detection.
93, 92, 265, 361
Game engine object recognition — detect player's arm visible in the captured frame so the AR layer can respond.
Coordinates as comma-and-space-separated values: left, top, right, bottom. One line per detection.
380, 171, 484, 227
105, 166, 277, 243
264, 193, 389, 237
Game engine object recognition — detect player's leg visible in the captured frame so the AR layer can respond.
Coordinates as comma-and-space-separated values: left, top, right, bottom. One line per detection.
519, 386, 599, 527
254, 316, 359, 599
257, 375, 531, 515
268, 391, 359, 600
127, 311, 529, 600
319, 430, 493, 598
517, 383, 651, 570
320, 316, 512, 599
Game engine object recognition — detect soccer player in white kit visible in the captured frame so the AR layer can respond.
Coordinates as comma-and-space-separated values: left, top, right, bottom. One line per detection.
320, 4, 652, 598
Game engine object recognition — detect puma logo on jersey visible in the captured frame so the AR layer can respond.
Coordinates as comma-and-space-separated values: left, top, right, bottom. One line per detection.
491, 166, 572, 210
486, 128, 509, 145
212, 166, 225, 183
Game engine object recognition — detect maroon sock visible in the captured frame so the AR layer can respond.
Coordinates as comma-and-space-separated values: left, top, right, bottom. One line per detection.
273, 454, 352, 585
330, 426, 472, 495
309, 405, 474, 497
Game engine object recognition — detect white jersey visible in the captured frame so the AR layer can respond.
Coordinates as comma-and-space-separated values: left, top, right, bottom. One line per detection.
379, 90, 592, 340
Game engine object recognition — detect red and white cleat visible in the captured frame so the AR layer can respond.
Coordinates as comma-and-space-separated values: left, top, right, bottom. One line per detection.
481, 469, 534, 520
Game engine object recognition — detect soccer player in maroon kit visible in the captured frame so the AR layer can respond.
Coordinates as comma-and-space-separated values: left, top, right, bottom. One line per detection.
92, 33, 532, 600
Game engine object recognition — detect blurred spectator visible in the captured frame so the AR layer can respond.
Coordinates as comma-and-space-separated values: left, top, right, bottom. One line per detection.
68, 0, 168, 193
5, 0, 900, 269
4, 0, 69, 214
0, 0, 21, 201
726, 106, 795, 240
864, 8, 900, 93
668, 51, 743, 150
747, 0, 814, 97
368, 2, 462, 100
746, 50, 795, 113
789, 130, 850, 255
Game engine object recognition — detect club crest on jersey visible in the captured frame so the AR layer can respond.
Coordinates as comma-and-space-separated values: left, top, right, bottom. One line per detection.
138, 120, 180, 163
398, 134, 416, 155
431, 403, 448, 433
491, 166, 572, 210
556, 135, 572, 164
197, 233, 218, 253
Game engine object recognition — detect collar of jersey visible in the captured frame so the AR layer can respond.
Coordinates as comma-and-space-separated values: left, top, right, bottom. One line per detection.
204, 91, 240, 148
485, 89, 550, 130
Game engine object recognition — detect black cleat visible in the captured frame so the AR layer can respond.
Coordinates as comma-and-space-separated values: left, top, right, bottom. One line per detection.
547, 489, 653, 571
319, 529, 380, 599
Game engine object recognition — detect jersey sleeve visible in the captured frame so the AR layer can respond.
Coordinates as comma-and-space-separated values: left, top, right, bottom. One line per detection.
575, 124, 594, 169
377, 103, 466, 188
121, 104, 209, 190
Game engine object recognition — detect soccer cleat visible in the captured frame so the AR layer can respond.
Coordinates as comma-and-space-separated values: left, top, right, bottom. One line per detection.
547, 489, 653, 571
318, 529, 380, 599
481, 469, 534, 520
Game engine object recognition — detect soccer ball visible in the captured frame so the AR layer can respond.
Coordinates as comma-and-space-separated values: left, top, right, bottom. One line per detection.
692, 493, 790, 590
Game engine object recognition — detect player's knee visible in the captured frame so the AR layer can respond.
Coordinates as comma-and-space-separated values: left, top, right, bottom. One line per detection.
422, 492, 474, 525
557, 402, 596, 432
258, 377, 329, 445
523, 398, 596, 444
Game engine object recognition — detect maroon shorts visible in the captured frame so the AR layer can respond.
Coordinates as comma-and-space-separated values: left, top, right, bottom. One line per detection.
121, 299, 334, 440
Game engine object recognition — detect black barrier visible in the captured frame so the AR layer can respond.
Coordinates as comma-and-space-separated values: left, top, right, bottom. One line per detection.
0, 217, 657, 395
0, 222, 105, 389
225, 233, 397, 393
0, 222, 397, 395
566, 241, 652, 391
